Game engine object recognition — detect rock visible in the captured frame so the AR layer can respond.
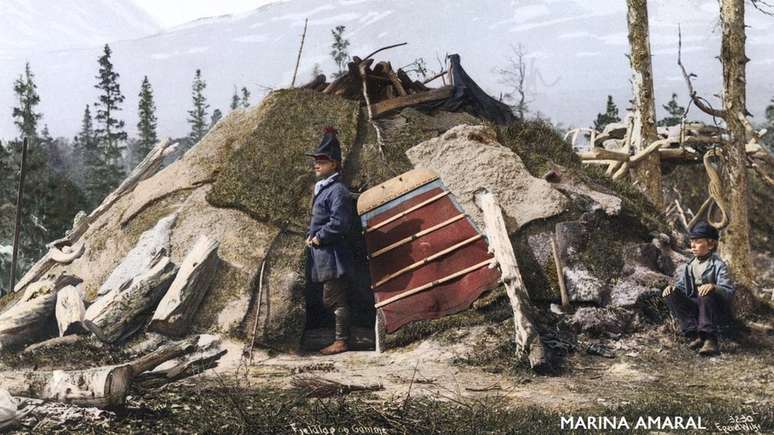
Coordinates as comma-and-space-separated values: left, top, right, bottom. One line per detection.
570, 307, 632, 336
564, 267, 605, 304
554, 182, 622, 216
97, 213, 177, 296
601, 122, 627, 139
609, 282, 660, 307
0, 389, 20, 430
406, 124, 568, 233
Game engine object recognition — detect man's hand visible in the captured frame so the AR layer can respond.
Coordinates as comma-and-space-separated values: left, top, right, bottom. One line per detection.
662, 285, 673, 298
698, 283, 715, 296
306, 235, 320, 247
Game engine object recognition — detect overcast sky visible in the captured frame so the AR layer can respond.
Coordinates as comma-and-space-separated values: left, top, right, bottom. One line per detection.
131, 0, 274, 28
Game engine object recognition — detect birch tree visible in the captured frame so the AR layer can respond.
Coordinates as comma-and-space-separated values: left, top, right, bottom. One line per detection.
626, 0, 663, 208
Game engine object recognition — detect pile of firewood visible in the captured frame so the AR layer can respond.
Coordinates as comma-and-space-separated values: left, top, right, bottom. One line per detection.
298, 46, 453, 119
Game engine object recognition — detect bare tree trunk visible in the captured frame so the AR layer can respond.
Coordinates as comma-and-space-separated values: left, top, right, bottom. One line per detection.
719, 0, 755, 288
626, 0, 663, 208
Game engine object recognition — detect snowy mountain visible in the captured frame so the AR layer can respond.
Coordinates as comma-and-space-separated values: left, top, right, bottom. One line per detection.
0, 0, 160, 53
1, 0, 773, 140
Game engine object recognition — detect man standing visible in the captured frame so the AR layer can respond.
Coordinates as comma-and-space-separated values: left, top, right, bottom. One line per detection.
662, 221, 735, 356
305, 127, 354, 355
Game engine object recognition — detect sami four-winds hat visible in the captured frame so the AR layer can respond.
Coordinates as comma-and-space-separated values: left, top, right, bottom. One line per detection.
689, 221, 719, 240
305, 127, 342, 161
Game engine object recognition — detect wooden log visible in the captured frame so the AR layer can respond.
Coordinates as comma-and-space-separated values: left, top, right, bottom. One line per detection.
84, 255, 178, 343
134, 335, 226, 389
382, 62, 407, 97
0, 335, 206, 408
475, 191, 547, 370
12, 138, 177, 295
0, 274, 81, 351
578, 147, 630, 162
23, 335, 83, 354
149, 236, 220, 337
55, 284, 86, 336
396, 69, 415, 93
374, 309, 386, 353
371, 86, 454, 118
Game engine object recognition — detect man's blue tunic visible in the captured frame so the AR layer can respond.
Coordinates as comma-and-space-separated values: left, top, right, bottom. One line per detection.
307, 173, 354, 283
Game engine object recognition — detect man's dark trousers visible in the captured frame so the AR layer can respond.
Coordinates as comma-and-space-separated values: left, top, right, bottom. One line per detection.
665, 290, 729, 336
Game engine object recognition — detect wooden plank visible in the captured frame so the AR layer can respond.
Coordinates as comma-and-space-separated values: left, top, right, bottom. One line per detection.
578, 147, 630, 162
550, 237, 569, 308
475, 191, 547, 370
366, 191, 450, 233
370, 214, 465, 259
371, 86, 454, 118
371, 234, 483, 289
374, 259, 494, 309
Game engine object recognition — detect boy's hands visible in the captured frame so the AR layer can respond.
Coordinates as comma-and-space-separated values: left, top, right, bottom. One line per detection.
662, 285, 673, 297
698, 283, 715, 296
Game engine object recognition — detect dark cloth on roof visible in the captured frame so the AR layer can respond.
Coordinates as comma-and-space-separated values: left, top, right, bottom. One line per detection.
418, 54, 515, 125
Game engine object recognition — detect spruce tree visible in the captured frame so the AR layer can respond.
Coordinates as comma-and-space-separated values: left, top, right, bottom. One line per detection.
210, 108, 223, 128
592, 95, 621, 131
230, 86, 239, 111
92, 43, 127, 206
657, 93, 686, 127
12, 62, 41, 140
330, 25, 350, 77
136, 75, 158, 164
764, 97, 774, 149
74, 104, 97, 190
240, 86, 251, 108
187, 69, 209, 145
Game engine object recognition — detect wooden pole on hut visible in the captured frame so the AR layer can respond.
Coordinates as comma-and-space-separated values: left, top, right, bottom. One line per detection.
9, 137, 28, 294
290, 18, 308, 88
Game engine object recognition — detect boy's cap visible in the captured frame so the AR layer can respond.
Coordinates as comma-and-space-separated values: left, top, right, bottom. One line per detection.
689, 221, 719, 240
305, 127, 342, 161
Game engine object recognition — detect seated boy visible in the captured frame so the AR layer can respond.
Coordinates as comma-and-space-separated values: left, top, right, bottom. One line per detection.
662, 221, 735, 356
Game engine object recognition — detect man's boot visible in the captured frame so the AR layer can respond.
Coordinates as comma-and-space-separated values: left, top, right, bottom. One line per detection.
698, 335, 719, 356
320, 340, 348, 355
320, 307, 350, 355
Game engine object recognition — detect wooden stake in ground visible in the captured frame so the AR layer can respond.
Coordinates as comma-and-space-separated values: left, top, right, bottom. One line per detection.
550, 237, 569, 308
290, 18, 308, 88
9, 137, 28, 294
475, 191, 547, 370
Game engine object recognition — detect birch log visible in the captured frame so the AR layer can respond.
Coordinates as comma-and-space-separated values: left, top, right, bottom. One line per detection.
135, 335, 226, 389
149, 236, 220, 337
475, 191, 547, 370
84, 255, 178, 343
0, 275, 81, 351
55, 285, 86, 336
0, 336, 207, 408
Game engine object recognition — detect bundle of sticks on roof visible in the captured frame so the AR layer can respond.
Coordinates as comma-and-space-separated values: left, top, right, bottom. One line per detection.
298, 44, 453, 119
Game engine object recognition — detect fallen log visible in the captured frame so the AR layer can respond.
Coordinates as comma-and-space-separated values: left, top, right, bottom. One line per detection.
0, 274, 81, 351
84, 254, 178, 343
475, 191, 547, 370
382, 62, 407, 96
371, 86, 454, 118
135, 335, 225, 389
0, 335, 208, 408
55, 285, 86, 336
149, 236, 220, 337
578, 147, 630, 162
23, 335, 84, 354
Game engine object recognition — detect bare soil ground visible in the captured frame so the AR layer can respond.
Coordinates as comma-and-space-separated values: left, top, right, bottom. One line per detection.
5, 321, 771, 434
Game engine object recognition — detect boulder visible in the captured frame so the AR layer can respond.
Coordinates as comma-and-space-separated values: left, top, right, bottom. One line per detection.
406, 124, 568, 233
570, 307, 633, 336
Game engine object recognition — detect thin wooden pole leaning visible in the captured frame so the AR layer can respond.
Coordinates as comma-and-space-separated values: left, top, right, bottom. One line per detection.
9, 137, 28, 294
550, 236, 569, 308
475, 191, 547, 370
290, 18, 308, 88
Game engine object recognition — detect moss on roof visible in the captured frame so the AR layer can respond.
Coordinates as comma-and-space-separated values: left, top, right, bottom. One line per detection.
207, 89, 360, 228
